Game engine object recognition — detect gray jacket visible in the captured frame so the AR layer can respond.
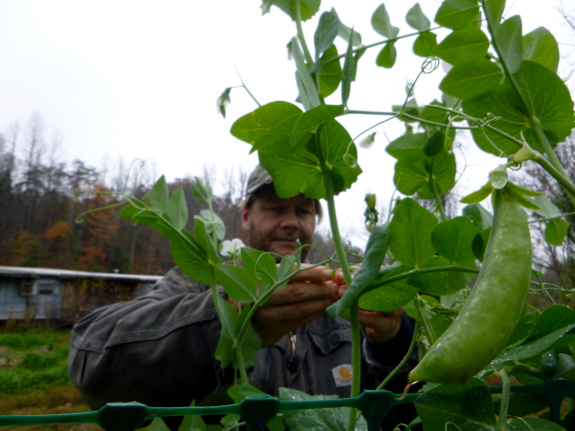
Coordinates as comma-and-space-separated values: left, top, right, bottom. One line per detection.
69, 267, 418, 429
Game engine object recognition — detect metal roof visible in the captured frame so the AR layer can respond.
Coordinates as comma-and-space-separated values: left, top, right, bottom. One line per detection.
0, 266, 163, 282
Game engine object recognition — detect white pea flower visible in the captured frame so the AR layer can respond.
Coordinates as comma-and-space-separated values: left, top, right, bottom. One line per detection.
220, 238, 246, 258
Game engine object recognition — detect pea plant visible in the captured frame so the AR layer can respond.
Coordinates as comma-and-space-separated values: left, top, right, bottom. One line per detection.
105, 0, 575, 430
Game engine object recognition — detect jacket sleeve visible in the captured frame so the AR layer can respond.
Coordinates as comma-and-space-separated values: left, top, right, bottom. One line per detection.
68, 268, 232, 414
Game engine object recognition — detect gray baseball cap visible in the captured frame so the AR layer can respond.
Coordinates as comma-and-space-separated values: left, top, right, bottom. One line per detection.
246, 164, 273, 195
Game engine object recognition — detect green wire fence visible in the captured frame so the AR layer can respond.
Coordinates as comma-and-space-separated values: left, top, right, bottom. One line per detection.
0, 380, 573, 431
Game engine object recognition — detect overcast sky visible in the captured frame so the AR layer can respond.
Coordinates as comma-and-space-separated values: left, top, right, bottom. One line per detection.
1, 0, 573, 245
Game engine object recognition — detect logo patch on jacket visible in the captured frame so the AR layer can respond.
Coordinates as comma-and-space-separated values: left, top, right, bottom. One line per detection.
332, 364, 352, 387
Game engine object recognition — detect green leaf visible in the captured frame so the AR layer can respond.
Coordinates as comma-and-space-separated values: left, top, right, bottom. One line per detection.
471, 227, 490, 262
170, 230, 214, 284
513, 60, 575, 143
241, 247, 278, 285
440, 58, 503, 101
386, 134, 427, 161
327, 225, 388, 317
292, 37, 321, 110
215, 264, 257, 303
554, 353, 575, 380
233, 305, 261, 369
371, 4, 399, 39
497, 323, 575, 364
523, 27, 560, 73
149, 175, 169, 214
333, 8, 362, 46
434, 0, 480, 30
257, 119, 361, 199
194, 218, 221, 265
410, 295, 454, 339
462, 85, 530, 156
195, 209, 226, 241
545, 218, 568, 246
388, 198, 438, 269
420, 101, 449, 124
507, 181, 544, 198
483, 0, 505, 36
413, 31, 438, 57
231, 101, 303, 146
290, 104, 345, 147
214, 298, 239, 368
279, 388, 367, 431
462, 203, 493, 231
528, 305, 575, 343
422, 130, 445, 158
434, 26, 490, 67
393, 158, 428, 196
375, 42, 396, 68
341, 25, 355, 105
431, 217, 479, 267
492, 393, 550, 419
415, 147, 457, 199
494, 15, 523, 74
267, 0, 321, 21
359, 276, 419, 312
318, 45, 343, 98
406, 3, 430, 31
408, 256, 469, 296
533, 195, 562, 219
508, 417, 567, 431
414, 378, 497, 431
149, 417, 171, 431
166, 186, 188, 231
460, 183, 494, 204
314, 11, 340, 62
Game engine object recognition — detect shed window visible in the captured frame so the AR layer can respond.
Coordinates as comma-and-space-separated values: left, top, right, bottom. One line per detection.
19, 280, 34, 296
37, 283, 55, 295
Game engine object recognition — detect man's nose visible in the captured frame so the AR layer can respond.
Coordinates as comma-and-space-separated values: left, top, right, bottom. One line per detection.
279, 208, 299, 228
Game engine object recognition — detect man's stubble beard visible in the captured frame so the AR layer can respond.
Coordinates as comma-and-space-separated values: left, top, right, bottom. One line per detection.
247, 222, 310, 263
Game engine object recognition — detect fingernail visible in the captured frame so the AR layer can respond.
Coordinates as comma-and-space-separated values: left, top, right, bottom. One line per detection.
322, 268, 334, 278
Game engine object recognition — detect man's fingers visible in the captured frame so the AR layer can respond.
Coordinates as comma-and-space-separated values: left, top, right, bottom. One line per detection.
265, 281, 338, 305
290, 265, 335, 282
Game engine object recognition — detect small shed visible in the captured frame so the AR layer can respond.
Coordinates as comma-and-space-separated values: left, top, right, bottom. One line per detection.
0, 266, 162, 323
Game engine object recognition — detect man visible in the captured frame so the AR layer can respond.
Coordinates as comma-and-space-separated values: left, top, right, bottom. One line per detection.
68, 165, 418, 430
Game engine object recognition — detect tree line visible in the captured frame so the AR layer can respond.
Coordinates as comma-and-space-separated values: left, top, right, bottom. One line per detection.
0, 113, 361, 275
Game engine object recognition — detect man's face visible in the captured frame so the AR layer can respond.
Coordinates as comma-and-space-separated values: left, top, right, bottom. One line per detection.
242, 186, 316, 261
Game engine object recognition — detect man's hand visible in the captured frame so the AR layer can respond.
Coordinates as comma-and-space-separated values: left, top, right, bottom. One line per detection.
250, 265, 338, 347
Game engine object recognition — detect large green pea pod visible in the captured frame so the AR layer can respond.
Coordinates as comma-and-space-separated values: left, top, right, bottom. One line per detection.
409, 188, 532, 384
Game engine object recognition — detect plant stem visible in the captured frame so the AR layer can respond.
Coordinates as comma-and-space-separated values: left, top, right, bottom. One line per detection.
528, 117, 575, 206
322, 27, 442, 67
499, 367, 511, 430
315, 130, 359, 431
413, 295, 436, 345
295, 0, 313, 64
532, 152, 575, 201
429, 159, 448, 222
376, 324, 419, 390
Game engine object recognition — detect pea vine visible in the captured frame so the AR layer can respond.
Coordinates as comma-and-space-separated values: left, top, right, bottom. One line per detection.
85, 0, 575, 430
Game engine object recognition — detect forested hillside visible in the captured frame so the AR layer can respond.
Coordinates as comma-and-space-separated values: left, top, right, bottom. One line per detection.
0, 114, 248, 275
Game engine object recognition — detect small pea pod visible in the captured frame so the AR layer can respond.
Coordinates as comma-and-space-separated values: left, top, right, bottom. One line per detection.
327, 224, 388, 317
408, 188, 532, 384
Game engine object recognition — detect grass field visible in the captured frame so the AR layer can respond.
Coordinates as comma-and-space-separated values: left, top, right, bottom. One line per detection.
0, 329, 99, 430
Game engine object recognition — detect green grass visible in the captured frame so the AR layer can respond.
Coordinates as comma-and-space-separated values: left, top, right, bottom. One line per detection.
0, 329, 73, 397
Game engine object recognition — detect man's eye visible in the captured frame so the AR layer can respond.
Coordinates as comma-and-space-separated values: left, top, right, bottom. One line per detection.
298, 208, 312, 215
